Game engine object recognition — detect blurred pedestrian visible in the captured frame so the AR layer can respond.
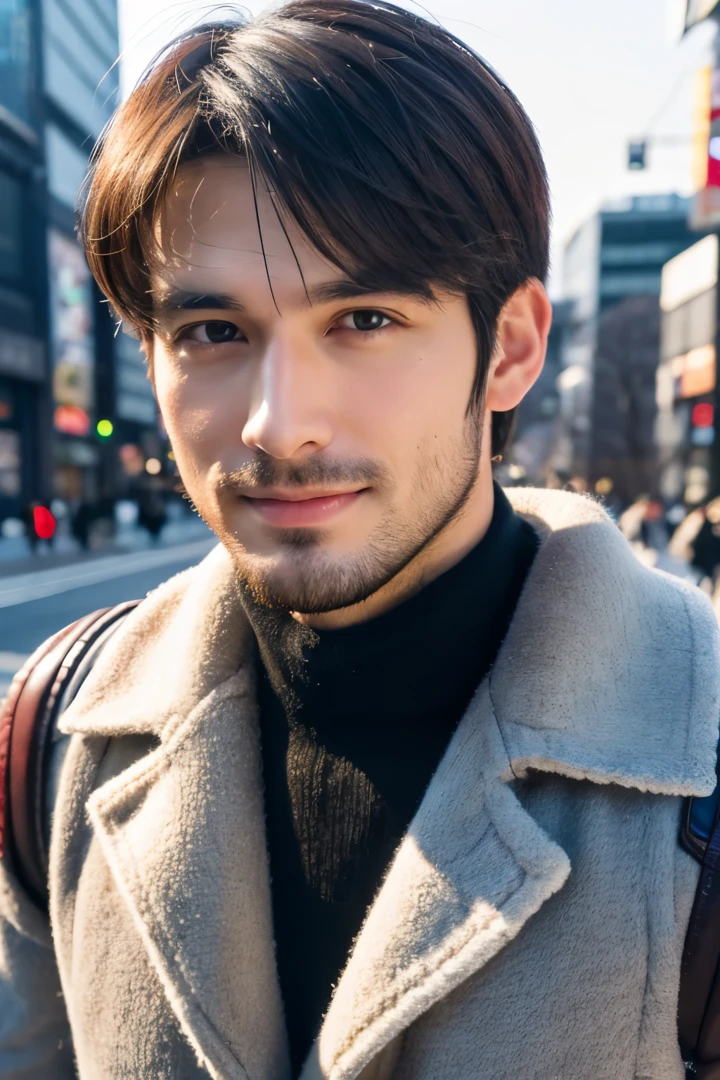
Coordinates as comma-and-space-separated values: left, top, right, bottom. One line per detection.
70, 500, 94, 550
20, 500, 56, 555
668, 504, 705, 563
640, 498, 670, 552
136, 485, 167, 543
618, 495, 649, 545
690, 498, 720, 586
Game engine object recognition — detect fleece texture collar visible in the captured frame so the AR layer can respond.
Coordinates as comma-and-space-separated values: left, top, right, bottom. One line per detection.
57, 486, 720, 1080
61, 486, 719, 797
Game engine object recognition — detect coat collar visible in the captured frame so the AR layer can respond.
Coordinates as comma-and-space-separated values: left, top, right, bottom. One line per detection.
61, 486, 720, 798
496, 487, 720, 797
58, 487, 720, 1080
59, 538, 254, 742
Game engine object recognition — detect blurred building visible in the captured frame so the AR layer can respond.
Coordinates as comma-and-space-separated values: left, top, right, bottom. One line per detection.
42, 0, 163, 507
0, 0, 46, 522
657, 234, 718, 507
560, 194, 702, 503
0, 0, 163, 525
43, 0, 120, 507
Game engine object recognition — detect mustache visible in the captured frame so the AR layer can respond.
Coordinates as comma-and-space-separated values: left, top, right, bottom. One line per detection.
216, 454, 388, 494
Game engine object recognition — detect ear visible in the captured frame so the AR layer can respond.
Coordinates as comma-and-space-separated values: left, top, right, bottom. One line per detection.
484, 279, 552, 413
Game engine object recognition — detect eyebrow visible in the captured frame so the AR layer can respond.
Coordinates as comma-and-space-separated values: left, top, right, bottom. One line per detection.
152, 279, 432, 316
152, 289, 246, 315
306, 280, 391, 304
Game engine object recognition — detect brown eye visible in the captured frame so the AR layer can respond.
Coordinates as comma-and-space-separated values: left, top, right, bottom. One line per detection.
186, 321, 241, 344
337, 310, 391, 332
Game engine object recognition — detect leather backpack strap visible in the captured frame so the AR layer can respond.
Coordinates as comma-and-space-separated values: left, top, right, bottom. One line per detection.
0, 599, 140, 909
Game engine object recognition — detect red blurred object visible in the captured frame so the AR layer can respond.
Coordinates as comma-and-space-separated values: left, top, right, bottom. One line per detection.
54, 405, 90, 437
644, 499, 664, 522
692, 403, 715, 429
33, 506, 56, 540
709, 131, 720, 188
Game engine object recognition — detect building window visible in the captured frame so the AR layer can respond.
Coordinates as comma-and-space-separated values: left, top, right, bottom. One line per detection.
46, 124, 88, 210
0, 0, 32, 127
0, 171, 23, 284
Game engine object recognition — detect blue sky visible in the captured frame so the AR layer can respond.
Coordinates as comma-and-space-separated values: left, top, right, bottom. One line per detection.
117, 0, 716, 295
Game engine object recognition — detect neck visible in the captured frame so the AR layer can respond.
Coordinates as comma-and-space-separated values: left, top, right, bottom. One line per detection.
293, 446, 496, 630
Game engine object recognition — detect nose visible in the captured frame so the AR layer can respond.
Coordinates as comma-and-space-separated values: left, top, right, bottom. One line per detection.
242, 336, 334, 460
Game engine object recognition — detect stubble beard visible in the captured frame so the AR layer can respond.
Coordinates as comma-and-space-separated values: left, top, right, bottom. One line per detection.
229, 411, 484, 615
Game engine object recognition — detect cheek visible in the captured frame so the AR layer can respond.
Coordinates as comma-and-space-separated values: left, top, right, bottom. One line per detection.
153, 353, 249, 464
343, 333, 475, 460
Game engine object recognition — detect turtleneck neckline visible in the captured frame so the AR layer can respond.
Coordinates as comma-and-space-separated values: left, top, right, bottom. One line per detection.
245, 483, 537, 730
240, 482, 539, 1077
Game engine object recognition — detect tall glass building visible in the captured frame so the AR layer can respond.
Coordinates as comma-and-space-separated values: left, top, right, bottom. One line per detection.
0, 0, 45, 520
559, 194, 704, 503
42, 0, 120, 506
0, 0, 161, 522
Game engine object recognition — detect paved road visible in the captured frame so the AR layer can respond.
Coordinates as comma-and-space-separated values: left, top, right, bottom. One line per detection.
0, 535, 217, 697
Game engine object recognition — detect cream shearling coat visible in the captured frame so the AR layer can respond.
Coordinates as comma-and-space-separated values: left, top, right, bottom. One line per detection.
1, 486, 720, 1080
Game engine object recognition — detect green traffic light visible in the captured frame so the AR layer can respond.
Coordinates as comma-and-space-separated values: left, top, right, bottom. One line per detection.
97, 419, 114, 438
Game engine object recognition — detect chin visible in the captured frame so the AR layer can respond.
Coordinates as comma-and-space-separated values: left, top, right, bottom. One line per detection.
232, 544, 384, 614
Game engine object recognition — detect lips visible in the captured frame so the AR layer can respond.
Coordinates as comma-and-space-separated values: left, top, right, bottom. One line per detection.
243, 490, 363, 527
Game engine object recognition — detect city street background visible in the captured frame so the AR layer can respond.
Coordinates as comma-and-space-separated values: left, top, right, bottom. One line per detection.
3, 1, 720, 682
0, 530, 215, 697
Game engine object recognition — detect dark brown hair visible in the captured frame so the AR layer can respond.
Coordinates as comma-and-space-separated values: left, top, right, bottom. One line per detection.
79, 0, 550, 454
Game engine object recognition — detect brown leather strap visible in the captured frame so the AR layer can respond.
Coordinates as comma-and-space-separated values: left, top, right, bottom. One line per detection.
7, 609, 113, 898
1, 600, 141, 905
0, 620, 83, 862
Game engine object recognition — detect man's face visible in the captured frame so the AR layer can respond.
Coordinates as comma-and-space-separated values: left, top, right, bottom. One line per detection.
149, 158, 485, 615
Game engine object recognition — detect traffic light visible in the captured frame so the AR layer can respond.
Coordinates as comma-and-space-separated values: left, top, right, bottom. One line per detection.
628, 141, 646, 170
692, 402, 714, 429
96, 419, 114, 439
691, 402, 715, 447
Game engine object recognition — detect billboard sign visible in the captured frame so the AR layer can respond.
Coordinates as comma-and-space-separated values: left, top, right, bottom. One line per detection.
689, 66, 720, 228
661, 234, 718, 312
48, 230, 94, 435
679, 344, 717, 398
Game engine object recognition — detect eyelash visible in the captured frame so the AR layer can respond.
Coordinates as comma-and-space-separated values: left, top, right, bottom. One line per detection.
172, 309, 398, 346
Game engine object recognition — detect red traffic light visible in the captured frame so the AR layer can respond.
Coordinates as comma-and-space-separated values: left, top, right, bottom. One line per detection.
692, 403, 714, 429
33, 505, 56, 540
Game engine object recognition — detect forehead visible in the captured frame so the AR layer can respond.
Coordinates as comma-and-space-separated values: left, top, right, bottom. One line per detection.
153, 157, 339, 303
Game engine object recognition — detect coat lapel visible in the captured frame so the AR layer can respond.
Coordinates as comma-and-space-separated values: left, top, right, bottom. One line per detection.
59, 543, 290, 1080
301, 682, 570, 1080
85, 674, 289, 1080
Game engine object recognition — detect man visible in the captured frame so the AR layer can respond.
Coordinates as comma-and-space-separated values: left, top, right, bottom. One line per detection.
1, 2, 718, 1078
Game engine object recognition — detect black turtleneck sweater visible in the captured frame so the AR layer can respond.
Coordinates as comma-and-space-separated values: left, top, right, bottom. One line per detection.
241, 485, 538, 1076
